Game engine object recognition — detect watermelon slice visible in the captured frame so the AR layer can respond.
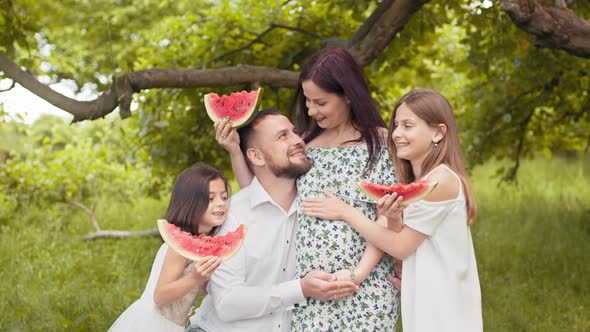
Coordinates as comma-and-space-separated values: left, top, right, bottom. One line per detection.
358, 180, 438, 206
157, 219, 247, 262
204, 88, 263, 128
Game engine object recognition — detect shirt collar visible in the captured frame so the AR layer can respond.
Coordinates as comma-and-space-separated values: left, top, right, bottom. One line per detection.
248, 177, 274, 208
248, 177, 298, 217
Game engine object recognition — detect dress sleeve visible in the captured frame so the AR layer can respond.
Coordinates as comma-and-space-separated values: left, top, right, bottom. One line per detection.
403, 202, 454, 236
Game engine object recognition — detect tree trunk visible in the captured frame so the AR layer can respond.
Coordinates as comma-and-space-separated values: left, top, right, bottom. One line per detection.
501, 0, 590, 58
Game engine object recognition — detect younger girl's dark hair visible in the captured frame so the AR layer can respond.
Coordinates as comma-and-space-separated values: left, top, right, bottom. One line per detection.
290, 46, 386, 172
165, 163, 228, 236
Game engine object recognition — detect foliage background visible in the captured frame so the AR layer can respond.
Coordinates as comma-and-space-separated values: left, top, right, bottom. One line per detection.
0, 0, 589, 331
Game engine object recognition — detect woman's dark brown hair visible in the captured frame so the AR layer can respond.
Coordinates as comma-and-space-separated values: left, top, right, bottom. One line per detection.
291, 46, 386, 172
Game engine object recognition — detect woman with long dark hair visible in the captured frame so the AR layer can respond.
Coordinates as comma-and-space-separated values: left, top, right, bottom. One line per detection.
215, 47, 399, 331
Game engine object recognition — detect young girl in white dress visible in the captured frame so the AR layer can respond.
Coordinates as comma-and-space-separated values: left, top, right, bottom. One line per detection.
109, 163, 227, 331
302, 89, 483, 332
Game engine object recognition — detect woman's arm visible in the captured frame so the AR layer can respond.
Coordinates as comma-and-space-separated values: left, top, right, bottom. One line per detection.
215, 118, 253, 188
153, 250, 221, 307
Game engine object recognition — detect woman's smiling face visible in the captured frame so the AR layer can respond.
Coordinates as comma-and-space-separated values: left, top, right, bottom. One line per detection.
302, 80, 350, 129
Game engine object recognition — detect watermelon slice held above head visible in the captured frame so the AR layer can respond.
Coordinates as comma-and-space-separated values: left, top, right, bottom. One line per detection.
358, 180, 438, 206
157, 219, 247, 262
204, 88, 263, 128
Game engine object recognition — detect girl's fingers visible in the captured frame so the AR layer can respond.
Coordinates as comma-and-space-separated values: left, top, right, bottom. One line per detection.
201, 259, 221, 277
384, 192, 399, 206
376, 194, 390, 208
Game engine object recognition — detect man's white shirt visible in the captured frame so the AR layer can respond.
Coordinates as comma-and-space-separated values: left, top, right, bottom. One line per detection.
190, 177, 306, 332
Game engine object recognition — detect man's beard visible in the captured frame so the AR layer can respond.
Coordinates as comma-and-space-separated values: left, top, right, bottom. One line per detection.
264, 152, 311, 179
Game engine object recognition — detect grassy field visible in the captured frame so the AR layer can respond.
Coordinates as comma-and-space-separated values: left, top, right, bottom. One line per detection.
0, 156, 588, 331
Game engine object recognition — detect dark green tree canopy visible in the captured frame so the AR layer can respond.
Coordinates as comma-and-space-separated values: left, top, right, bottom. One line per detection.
1, 0, 589, 179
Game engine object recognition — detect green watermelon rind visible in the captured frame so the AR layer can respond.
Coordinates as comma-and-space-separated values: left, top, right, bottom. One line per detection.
358, 180, 438, 206
157, 219, 247, 262
204, 87, 263, 128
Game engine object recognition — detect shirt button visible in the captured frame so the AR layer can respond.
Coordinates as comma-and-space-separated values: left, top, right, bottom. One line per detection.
287, 240, 289, 243
283, 268, 286, 271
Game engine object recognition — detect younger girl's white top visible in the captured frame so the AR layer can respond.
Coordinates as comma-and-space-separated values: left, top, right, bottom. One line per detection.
108, 243, 199, 332
401, 164, 483, 332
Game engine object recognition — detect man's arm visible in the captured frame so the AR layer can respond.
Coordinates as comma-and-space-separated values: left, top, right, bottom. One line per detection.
210, 250, 358, 322
209, 246, 306, 322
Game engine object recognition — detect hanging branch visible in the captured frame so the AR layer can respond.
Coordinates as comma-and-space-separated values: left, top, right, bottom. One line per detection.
68, 200, 159, 241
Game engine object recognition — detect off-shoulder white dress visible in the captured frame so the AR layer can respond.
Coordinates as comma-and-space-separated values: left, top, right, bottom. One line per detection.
401, 164, 483, 332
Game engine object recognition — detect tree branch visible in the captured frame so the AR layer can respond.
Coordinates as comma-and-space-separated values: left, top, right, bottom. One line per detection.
205, 23, 321, 66
501, 0, 590, 58
348, 0, 431, 67
68, 200, 100, 232
0, 1, 430, 121
82, 229, 160, 241
0, 52, 299, 122
68, 200, 160, 241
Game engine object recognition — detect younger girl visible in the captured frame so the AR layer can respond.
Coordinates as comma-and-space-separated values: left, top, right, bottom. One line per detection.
109, 163, 227, 331
302, 89, 483, 332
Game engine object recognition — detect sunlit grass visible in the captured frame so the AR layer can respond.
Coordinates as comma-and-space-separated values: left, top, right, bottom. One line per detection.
472, 156, 590, 331
0, 157, 588, 331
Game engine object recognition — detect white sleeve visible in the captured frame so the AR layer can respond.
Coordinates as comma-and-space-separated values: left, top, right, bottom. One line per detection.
403, 202, 453, 236
208, 228, 306, 322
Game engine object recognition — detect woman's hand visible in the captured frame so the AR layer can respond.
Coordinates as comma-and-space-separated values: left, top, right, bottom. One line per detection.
214, 117, 241, 155
302, 189, 353, 221
189, 256, 222, 284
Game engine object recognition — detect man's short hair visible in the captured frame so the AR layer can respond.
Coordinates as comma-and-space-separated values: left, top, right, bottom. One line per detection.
237, 108, 282, 170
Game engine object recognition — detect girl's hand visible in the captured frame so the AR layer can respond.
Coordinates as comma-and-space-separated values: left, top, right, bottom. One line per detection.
302, 189, 352, 221
376, 193, 405, 224
189, 256, 222, 284
333, 269, 354, 283
214, 117, 241, 155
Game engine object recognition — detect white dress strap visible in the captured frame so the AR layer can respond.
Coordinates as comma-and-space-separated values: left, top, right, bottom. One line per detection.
423, 164, 463, 199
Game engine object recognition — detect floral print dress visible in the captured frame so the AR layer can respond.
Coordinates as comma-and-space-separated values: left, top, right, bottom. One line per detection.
292, 146, 400, 332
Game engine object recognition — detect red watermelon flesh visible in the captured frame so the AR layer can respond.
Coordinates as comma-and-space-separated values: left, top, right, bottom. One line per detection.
204, 88, 263, 128
358, 180, 438, 206
157, 219, 247, 262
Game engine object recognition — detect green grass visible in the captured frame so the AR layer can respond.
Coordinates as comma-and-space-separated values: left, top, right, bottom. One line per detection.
472, 157, 590, 331
0, 157, 588, 331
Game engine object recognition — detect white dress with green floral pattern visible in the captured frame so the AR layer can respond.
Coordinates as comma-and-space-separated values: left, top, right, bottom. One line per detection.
292, 146, 400, 332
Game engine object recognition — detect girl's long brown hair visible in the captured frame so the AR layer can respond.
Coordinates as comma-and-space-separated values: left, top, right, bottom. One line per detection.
387, 89, 477, 224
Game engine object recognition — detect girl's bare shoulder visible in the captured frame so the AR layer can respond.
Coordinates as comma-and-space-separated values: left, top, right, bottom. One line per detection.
423, 166, 460, 202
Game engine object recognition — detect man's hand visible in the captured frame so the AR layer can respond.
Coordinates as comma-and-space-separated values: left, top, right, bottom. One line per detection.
300, 270, 358, 301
